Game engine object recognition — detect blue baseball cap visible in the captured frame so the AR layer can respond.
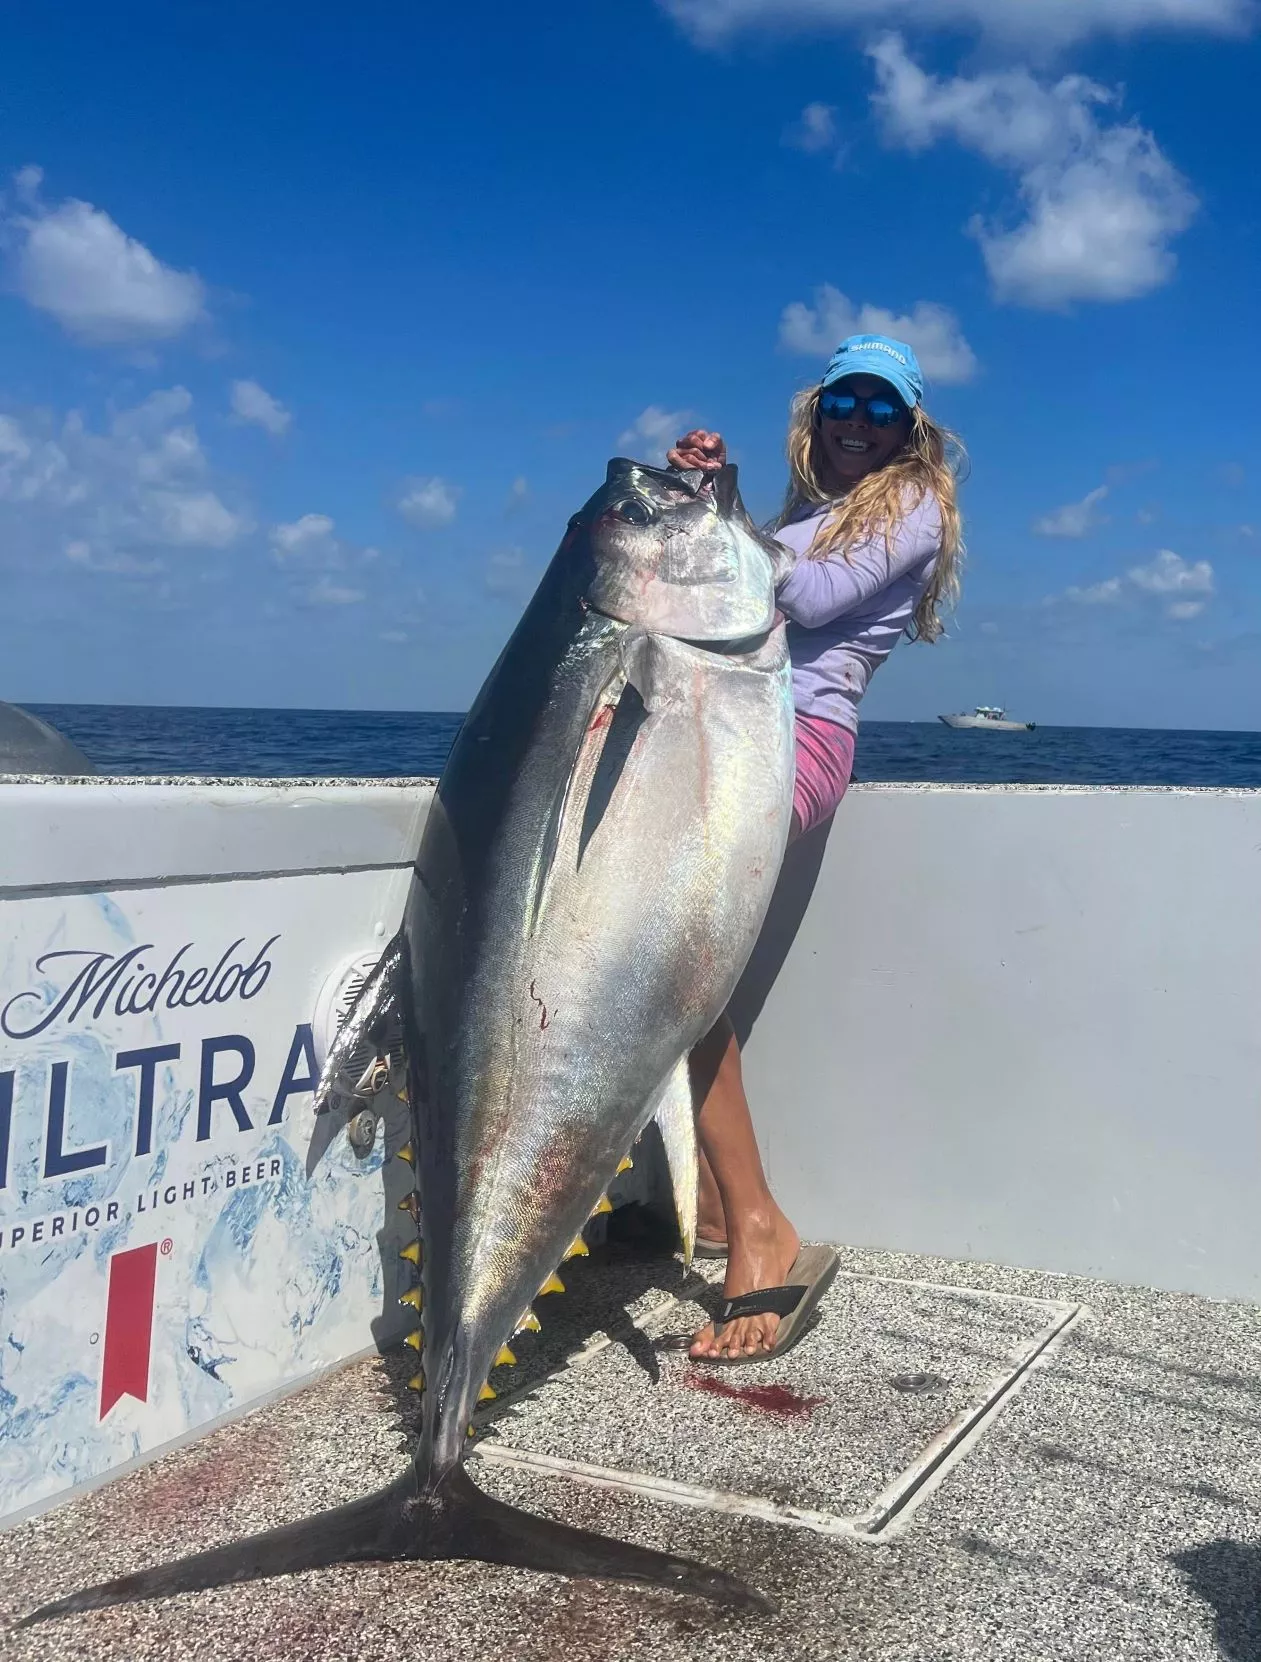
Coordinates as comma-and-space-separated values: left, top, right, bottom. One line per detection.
821, 333, 923, 410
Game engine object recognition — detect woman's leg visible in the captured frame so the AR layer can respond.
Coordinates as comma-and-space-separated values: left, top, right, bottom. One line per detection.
687, 1013, 801, 1359
686, 719, 855, 1358
696, 1144, 726, 1248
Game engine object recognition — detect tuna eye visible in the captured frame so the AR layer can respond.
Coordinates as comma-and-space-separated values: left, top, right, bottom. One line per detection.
613, 498, 653, 526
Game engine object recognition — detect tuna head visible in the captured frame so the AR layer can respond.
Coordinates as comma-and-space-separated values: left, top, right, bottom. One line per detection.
577, 458, 781, 643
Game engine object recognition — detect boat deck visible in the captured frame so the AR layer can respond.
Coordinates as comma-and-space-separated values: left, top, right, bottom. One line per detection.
3, 1234, 1260, 1662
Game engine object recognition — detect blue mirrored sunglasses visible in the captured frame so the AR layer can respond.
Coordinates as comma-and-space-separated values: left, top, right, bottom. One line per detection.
818, 387, 907, 428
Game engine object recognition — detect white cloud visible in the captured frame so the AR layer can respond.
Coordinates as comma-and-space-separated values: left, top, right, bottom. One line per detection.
659, 0, 1253, 49
380, 628, 408, 643
63, 545, 163, 578
869, 36, 1197, 308
4, 169, 207, 344
1064, 577, 1122, 604
65, 541, 164, 576
270, 513, 336, 557
0, 387, 250, 571
1050, 548, 1213, 620
506, 475, 530, 512
779, 283, 977, 383
110, 385, 194, 438
231, 380, 291, 437
307, 576, 364, 606
268, 512, 378, 610
397, 475, 459, 528
1033, 484, 1109, 537
149, 489, 246, 548
617, 406, 694, 464
1128, 548, 1214, 598
784, 103, 839, 154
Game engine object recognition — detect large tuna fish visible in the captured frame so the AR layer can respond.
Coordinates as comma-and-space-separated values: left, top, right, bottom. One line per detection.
20, 459, 796, 1626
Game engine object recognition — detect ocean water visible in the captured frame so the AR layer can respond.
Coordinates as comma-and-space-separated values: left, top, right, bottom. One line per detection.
24, 703, 1261, 787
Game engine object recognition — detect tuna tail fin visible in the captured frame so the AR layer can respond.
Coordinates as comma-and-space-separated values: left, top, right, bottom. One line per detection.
15, 1472, 418, 1629
17, 1466, 772, 1628
437, 1464, 772, 1610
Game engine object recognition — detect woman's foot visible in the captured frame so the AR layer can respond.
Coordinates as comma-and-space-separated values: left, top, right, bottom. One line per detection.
689, 1205, 801, 1360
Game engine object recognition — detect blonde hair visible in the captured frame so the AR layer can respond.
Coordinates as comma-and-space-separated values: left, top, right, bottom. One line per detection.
775, 384, 967, 643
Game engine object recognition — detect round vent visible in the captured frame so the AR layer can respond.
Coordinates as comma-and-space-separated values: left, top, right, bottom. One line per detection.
313, 950, 405, 1094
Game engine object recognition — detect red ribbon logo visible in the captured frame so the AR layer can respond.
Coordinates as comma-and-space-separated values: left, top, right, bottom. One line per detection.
100, 1242, 158, 1418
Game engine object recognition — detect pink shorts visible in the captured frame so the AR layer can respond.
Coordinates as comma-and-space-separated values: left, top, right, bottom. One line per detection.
792, 713, 855, 837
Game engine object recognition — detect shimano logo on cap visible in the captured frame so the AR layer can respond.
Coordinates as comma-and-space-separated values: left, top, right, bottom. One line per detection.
851, 341, 907, 364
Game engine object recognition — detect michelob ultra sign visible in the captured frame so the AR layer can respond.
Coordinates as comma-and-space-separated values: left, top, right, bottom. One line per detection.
0, 876, 394, 1524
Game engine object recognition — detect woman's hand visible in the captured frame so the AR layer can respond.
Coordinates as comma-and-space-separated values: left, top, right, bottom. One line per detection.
667, 429, 727, 472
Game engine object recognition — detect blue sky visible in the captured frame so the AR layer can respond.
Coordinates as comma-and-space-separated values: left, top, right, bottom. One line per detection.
1, 0, 1259, 727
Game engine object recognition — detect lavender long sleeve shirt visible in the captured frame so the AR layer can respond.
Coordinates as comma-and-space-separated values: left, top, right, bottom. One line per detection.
773, 492, 942, 735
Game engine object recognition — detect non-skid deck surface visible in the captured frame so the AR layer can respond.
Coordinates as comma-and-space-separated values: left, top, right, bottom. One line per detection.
478, 1262, 1074, 1534
3, 1242, 1260, 1662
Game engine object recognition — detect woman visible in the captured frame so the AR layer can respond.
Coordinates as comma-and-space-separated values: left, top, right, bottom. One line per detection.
666, 332, 965, 1363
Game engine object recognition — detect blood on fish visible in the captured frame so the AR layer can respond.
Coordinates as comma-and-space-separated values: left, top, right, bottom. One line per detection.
528, 980, 551, 1031
683, 1371, 827, 1420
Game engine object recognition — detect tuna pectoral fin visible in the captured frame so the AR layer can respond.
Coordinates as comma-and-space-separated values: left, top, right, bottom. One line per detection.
654, 1057, 699, 1264
620, 628, 673, 715
18, 1466, 771, 1626
16, 1472, 419, 1628
312, 933, 406, 1113
440, 1465, 772, 1612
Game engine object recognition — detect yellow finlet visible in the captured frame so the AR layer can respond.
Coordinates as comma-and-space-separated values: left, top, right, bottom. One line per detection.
538, 1271, 565, 1297
399, 1285, 423, 1312
399, 1240, 421, 1266
562, 1235, 589, 1260
397, 1193, 421, 1225
397, 1142, 415, 1166
516, 1309, 542, 1335
477, 1382, 497, 1403
617, 1156, 634, 1174
404, 1330, 423, 1352
494, 1343, 517, 1368
396, 1085, 409, 1104
591, 1194, 613, 1216
408, 1373, 425, 1393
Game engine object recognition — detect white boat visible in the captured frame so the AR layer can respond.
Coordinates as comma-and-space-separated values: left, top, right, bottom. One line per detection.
939, 704, 1035, 731
4, 704, 1260, 1654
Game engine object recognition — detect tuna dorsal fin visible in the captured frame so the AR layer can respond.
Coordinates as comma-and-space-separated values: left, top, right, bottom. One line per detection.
653, 1057, 698, 1264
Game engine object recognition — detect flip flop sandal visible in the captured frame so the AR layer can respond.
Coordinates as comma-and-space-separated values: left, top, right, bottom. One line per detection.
695, 1245, 840, 1367
692, 1238, 729, 1259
